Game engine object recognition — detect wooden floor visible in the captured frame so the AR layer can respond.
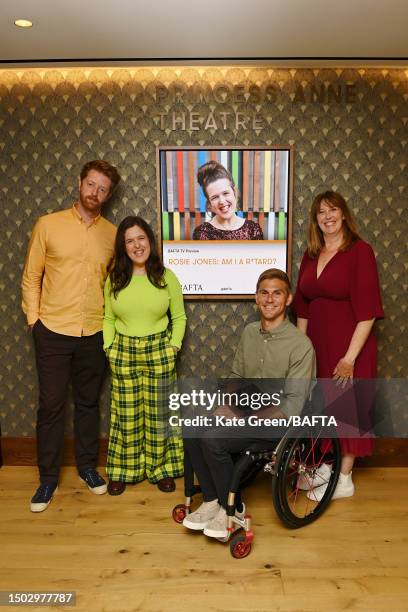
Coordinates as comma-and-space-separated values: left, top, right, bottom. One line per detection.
0, 467, 407, 612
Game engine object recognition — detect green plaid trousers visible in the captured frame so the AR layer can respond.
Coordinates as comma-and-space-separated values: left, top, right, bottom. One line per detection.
106, 330, 183, 483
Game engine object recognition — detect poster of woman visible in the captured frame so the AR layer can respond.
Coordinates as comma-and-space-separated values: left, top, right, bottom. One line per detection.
157, 146, 293, 297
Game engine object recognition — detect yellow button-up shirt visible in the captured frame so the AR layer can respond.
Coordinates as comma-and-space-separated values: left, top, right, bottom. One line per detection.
21, 205, 116, 336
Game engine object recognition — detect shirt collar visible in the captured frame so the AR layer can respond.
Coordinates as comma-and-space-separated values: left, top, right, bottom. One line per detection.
259, 317, 290, 337
72, 203, 101, 225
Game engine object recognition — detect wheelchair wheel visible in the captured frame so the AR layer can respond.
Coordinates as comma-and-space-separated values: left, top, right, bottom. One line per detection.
230, 533, 252, 559
172, 503, 187, 524
272, 432, 341, 528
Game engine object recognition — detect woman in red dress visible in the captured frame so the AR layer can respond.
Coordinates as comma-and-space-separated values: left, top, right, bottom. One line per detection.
292, 191, 383, 500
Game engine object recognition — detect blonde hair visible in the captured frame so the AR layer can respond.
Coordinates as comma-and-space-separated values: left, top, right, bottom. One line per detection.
307, 191, 360, 258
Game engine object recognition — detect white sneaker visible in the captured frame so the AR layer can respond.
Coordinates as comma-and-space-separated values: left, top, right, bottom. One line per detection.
297, 462, 332, 490
204, 504, 246, 540
182, 500, 220, 530
307, 471, 355, 502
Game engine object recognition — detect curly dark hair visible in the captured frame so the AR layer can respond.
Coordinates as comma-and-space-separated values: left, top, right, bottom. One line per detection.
109, 216, 166, 297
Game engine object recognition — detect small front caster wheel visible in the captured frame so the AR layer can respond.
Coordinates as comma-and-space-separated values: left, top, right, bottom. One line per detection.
172, 503, 187, 524
230, 534, 252, 559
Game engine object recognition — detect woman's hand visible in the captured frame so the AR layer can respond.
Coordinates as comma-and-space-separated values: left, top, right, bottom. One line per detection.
333, 357, 354, 387
171, 345, 179, 354
332, 320, 375, 388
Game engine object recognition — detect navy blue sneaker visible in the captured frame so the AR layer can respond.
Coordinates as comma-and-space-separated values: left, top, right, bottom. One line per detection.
79, 469, 107, 495
30, 483, 58, 513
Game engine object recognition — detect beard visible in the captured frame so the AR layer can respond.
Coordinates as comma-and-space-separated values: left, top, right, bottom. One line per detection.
79, 193, 100, 210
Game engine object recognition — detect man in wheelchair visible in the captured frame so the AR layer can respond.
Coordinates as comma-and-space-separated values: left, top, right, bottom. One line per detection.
182, 268, 316, 540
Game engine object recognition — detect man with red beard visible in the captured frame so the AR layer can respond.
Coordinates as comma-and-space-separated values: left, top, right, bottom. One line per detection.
22, 160, 120, 512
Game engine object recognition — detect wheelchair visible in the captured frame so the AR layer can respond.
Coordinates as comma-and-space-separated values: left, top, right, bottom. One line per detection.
172, 396, 341, 558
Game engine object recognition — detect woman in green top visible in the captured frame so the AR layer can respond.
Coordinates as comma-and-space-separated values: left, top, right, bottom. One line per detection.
104, 216, 186, 495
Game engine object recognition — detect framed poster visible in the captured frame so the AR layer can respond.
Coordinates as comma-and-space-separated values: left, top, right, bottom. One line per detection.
157, 146, 293, 298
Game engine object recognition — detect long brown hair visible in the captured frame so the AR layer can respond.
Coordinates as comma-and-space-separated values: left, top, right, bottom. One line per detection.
307, 191, 360, 258
109, 216, 166, 298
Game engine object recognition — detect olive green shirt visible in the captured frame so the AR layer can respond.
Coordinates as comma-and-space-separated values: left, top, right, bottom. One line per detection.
231, 318, 316, 417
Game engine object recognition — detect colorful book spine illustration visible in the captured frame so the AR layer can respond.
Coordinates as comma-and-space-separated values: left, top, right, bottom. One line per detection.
231, 150, 239, 188
268, 211, 275, 240
188, 152, 195, 213
161, 150, 289, 240
162, 211, 170, 240
198, 150, 207, 213
173, 211, 181, 240
166, 151, 174, 212
253, 151, 260, 213
278, 211, 286, 239
263, 150, 271, 213
176, 151, 184, 213
160, 152, 168, 212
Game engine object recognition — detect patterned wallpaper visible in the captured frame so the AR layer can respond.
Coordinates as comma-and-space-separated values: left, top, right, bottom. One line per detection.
0, 67, 406, 435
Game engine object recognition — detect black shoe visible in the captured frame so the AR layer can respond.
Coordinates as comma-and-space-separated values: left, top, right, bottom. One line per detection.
79, 469, 107, 495
157, 477, 176, 493
108, 480, 126, 496
30, 482, 58, 513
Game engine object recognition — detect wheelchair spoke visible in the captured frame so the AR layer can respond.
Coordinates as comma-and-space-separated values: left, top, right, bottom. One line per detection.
272, 430, 341, 528
301, 430, 322, 467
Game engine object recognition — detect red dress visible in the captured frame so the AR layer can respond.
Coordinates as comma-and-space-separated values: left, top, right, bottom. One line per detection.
292, 240, 384, 457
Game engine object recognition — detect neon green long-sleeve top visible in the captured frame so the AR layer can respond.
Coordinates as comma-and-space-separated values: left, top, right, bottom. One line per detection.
103, 268, 186, 349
